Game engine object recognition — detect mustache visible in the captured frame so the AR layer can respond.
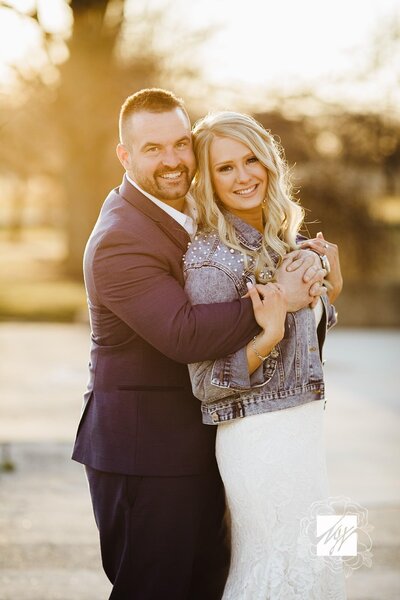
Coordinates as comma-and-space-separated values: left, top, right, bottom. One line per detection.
155, 165, 189, 177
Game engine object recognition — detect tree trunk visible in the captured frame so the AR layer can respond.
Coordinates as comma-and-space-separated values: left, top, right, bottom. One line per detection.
57, 0, 123, 278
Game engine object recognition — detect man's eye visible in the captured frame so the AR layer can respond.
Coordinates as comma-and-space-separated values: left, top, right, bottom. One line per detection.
176, 141, 188, 149
146, 147, 159, 153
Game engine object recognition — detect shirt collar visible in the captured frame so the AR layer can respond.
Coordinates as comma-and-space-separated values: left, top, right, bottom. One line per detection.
126, 173, 197, 238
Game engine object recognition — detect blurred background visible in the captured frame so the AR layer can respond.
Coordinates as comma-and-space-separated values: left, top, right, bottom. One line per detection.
0, 0, 399, 599
0, 0, 399, 324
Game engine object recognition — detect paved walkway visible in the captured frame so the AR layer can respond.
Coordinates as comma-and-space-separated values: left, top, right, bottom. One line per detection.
0, 324, 399, 599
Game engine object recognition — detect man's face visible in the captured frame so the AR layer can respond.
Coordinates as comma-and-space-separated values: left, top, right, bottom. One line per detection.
118, 108, 196, 204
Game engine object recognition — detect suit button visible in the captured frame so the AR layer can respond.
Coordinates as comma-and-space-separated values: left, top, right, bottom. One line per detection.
309, 346, 317, 352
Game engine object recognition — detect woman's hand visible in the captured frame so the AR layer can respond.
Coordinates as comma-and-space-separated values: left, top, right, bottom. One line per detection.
244, 282, 287, 374
300, 232, 343, 303
247, 282, 287, 347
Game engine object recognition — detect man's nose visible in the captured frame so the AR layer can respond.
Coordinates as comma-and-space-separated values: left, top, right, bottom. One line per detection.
161, 148, 180, 168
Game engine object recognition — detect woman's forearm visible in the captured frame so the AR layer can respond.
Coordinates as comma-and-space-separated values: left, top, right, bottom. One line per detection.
246, 329, 282, 375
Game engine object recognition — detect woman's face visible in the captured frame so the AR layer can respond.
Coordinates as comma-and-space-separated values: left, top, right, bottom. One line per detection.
209, 136, 268, 211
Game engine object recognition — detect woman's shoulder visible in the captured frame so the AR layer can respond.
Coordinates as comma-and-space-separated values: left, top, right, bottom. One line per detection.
185, 229, 242, 267
184, 229, 218, 264
184, 230, 247, 297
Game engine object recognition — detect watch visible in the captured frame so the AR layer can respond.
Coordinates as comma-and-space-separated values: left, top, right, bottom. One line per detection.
319, 254, 331, 275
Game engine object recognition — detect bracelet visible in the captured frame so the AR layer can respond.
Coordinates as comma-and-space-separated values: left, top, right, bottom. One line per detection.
251, 335, 270, 362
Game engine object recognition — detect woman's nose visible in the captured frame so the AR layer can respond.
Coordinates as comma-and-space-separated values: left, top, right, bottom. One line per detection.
236, 165, 251, 183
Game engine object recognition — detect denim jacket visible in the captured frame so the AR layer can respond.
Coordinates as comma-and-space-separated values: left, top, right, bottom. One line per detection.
183, 212, 337, 425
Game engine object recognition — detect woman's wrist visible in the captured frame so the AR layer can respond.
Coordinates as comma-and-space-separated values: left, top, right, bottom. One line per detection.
253, 329, 282, 359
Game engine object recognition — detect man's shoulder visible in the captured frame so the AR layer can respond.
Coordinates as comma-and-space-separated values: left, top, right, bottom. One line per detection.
84, 197, 150, 265
93, 187, 156, 236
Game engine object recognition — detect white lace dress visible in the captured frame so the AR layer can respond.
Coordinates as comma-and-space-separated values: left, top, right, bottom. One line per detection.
216, 398, 347, 600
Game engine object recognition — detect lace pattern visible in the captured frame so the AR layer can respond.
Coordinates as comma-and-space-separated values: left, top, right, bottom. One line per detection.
216, 400, 347, 600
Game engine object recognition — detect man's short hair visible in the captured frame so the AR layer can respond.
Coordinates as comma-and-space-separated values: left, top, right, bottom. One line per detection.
119, 88, 189, 144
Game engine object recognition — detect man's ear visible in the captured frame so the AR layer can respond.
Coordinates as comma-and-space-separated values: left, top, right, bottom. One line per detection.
116, 143, 130, 170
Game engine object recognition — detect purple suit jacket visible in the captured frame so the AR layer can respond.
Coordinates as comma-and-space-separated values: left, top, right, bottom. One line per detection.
72, 176, 259, 476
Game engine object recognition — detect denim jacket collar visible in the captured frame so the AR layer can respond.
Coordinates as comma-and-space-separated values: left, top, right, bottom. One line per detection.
222, 209, 263, 251
222, 209, 282, 266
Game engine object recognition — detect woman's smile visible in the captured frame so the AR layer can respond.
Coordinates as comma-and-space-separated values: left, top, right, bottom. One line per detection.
234, 184, 259, 196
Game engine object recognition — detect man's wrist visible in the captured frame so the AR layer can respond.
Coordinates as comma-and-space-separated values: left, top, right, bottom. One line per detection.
319, 253, 331, 275
308, 248, 330, 275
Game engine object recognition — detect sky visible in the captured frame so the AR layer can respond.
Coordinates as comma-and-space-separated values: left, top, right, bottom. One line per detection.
0, 0, 399, 113
167, 0, 400, 112
178, 0, 398, 83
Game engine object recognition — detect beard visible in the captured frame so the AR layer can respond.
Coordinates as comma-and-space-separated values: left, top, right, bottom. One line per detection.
133, 165, 194, 202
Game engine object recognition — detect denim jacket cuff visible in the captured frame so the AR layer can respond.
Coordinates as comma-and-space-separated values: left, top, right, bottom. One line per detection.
211, 347, 251, 389
211, 347, 273, 390
327, 302, 338, 330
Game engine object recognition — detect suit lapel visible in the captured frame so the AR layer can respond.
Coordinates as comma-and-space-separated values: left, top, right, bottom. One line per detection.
119, 175, 190, 252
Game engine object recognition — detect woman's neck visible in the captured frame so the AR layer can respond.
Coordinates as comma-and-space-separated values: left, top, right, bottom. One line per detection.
228, 205, 264, 233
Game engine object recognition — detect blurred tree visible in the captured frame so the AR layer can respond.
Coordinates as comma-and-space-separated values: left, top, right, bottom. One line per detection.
255, 109, 397, 279
56, 0, 182, 276
0, 0, 210, 276
0, 78, 61, 240
332, 113, 400, 195
56, 0, 129, 276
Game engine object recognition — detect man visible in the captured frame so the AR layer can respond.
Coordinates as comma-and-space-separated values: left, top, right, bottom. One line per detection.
72, 88, 325, 599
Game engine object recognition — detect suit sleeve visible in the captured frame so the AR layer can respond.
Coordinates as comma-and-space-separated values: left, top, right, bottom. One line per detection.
184, 265, 266, 403
91, 228, 259, 364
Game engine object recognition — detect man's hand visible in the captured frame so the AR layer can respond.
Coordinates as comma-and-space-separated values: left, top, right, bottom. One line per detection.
299, 232, 343, 303
275, 250, 326, 311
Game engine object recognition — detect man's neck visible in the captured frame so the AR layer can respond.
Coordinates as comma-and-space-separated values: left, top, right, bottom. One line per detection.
163, 197, 185, 213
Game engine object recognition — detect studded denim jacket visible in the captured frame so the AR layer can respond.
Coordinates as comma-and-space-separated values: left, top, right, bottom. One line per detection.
183, 212, 337, 425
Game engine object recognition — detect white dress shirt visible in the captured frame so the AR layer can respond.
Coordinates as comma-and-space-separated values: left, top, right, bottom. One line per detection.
126, 174, 197, 238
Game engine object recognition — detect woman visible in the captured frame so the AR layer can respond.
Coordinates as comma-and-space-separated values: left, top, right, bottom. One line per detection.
183, 111, 346, 599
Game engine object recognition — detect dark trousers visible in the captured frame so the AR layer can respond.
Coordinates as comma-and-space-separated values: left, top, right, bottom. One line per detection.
85, 465, 230, 600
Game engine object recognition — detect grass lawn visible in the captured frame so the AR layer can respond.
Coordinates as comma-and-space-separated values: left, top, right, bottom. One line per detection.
0, 280, 87, 322
0, 227, 87, 322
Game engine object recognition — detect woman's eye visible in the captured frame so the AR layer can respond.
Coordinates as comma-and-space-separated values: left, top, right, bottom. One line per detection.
218, 165, 232, 172
247, 156, 258, 164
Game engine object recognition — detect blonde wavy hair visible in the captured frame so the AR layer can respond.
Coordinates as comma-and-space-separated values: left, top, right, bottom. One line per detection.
192, 111, 304, 280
